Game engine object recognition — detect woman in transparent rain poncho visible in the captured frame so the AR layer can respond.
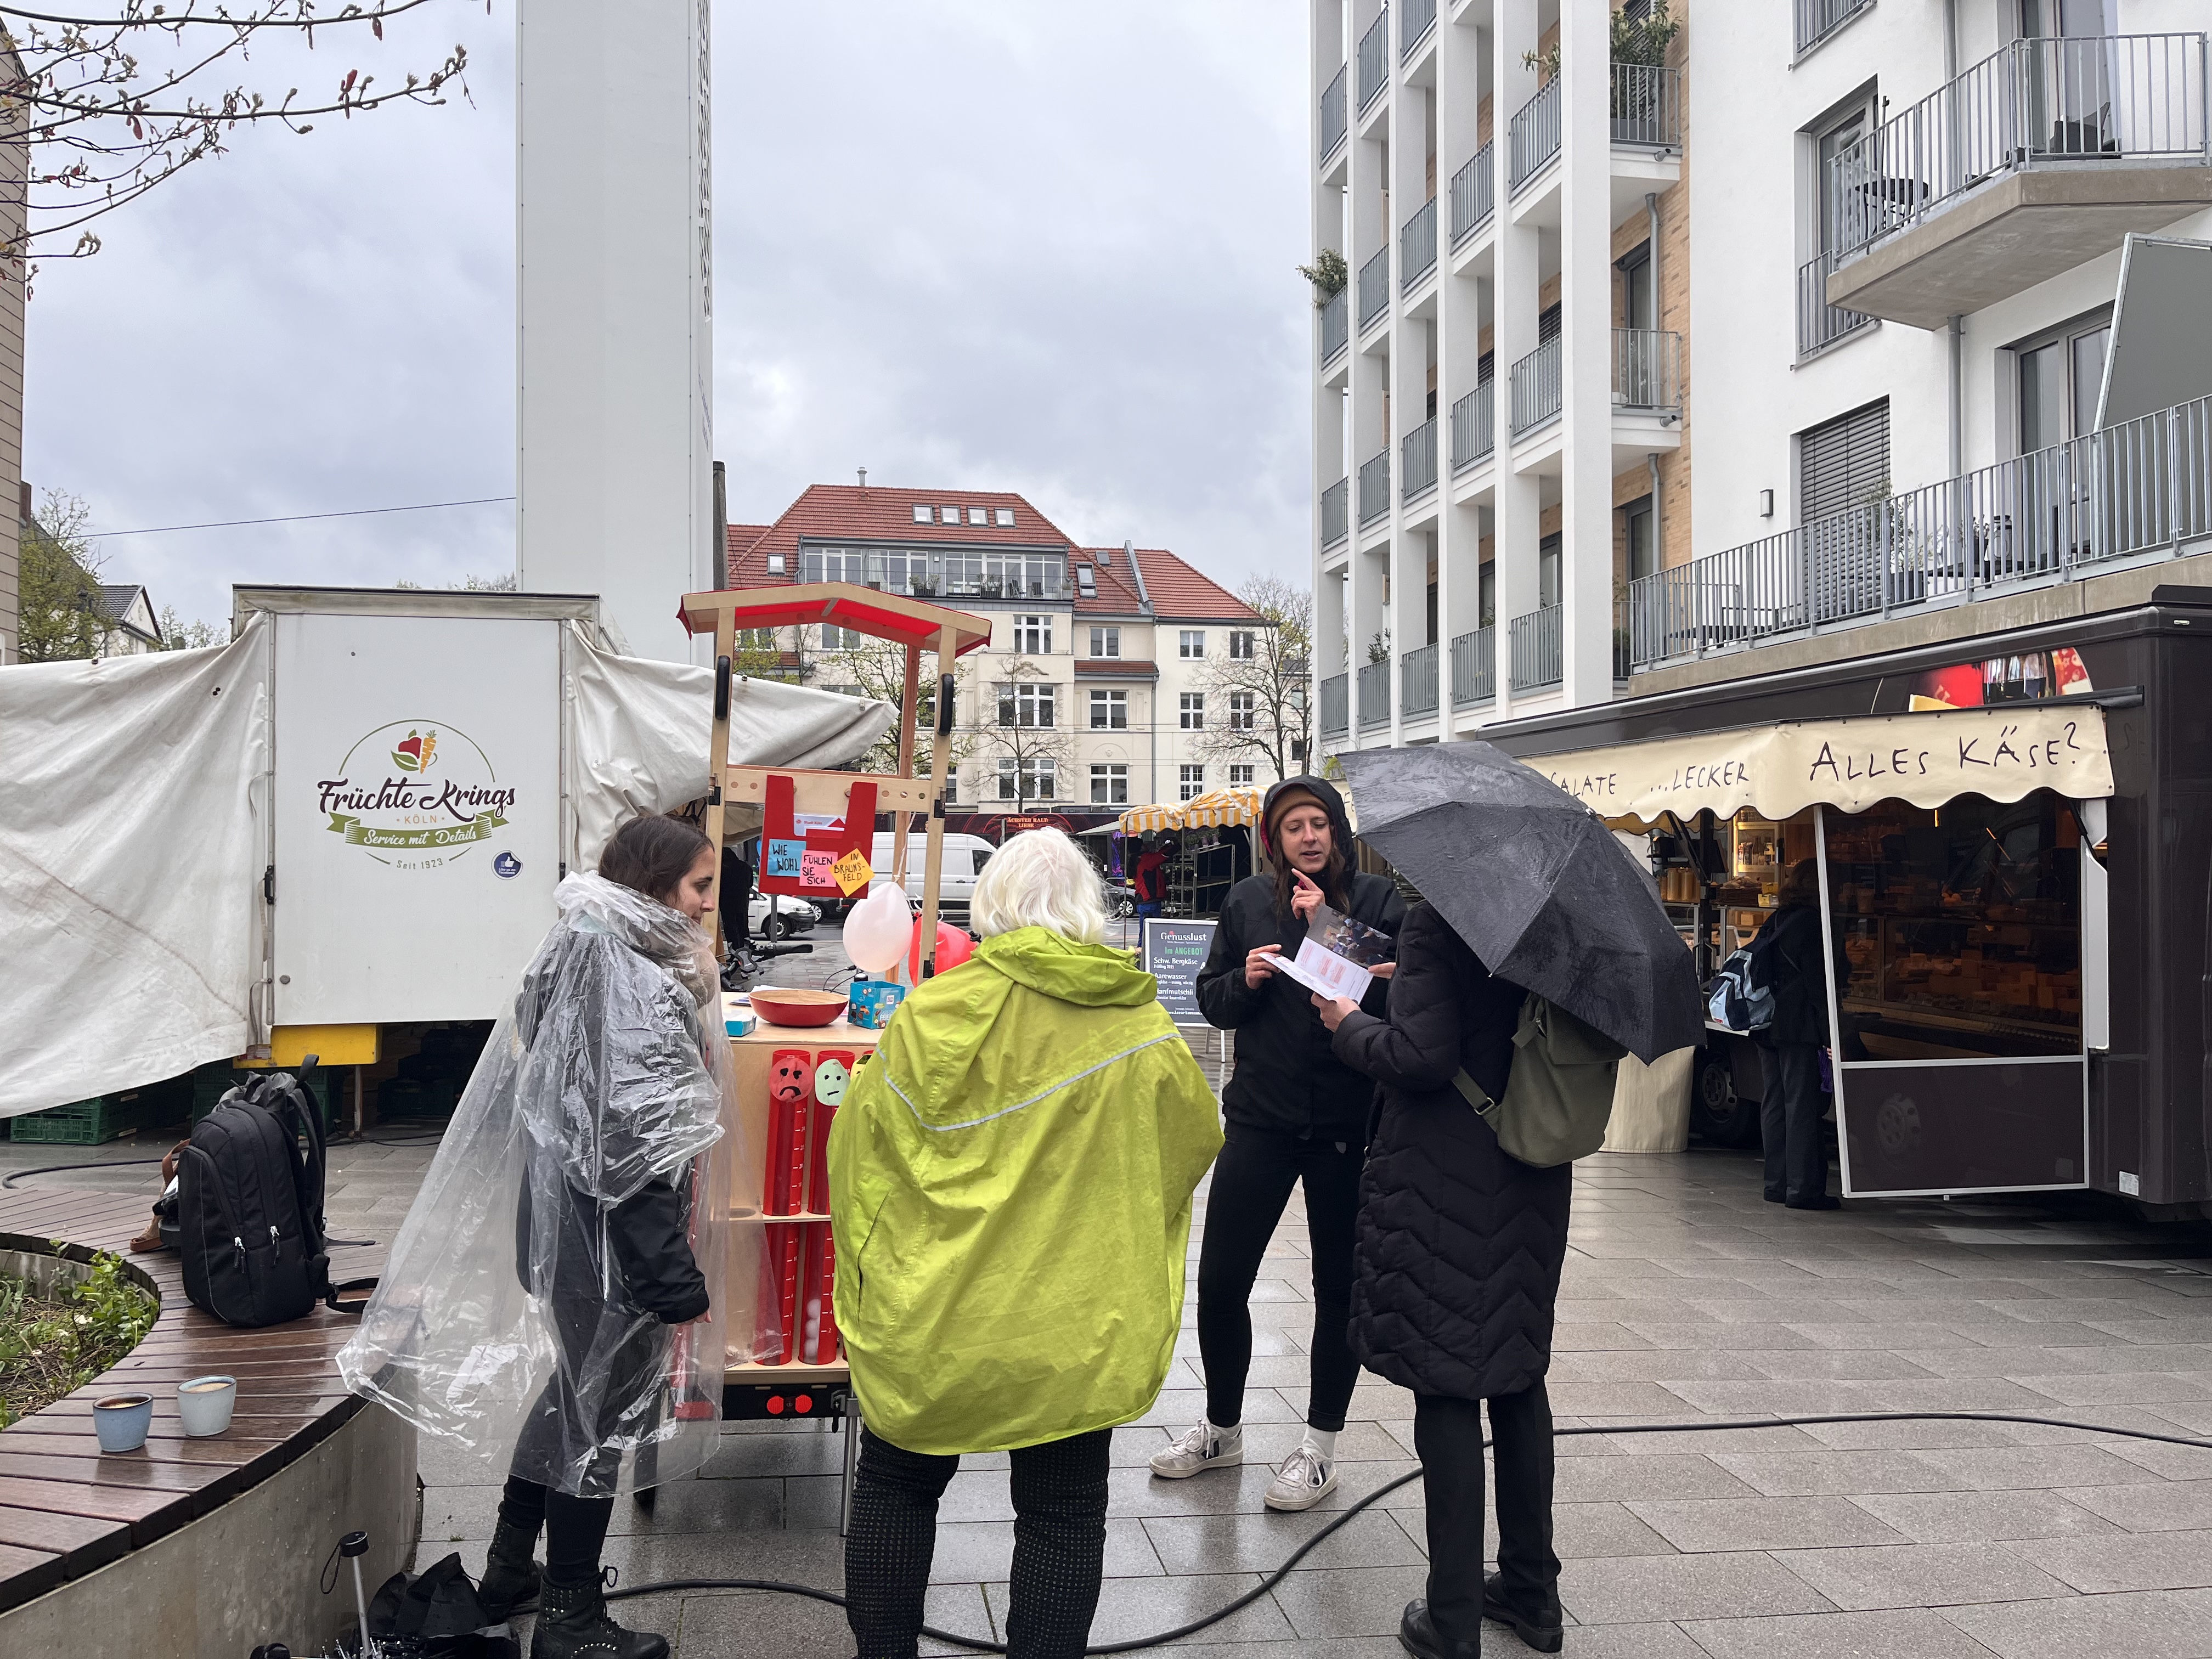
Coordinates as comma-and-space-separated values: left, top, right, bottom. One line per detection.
340, 814, 766, 1659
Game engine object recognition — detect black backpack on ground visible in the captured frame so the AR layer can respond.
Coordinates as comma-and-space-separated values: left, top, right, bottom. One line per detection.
177, 1066, 362, 1326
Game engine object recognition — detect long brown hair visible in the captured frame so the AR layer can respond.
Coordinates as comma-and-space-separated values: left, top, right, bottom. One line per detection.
1269, 803, 1352, 917
599, 814, 712, 906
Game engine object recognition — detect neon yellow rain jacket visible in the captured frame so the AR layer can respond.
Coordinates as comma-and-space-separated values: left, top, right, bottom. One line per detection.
828, 926, 1223, 1455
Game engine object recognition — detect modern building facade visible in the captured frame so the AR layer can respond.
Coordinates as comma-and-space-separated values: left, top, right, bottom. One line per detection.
1315, 0, 2212, 751
725, 484, 1277, 811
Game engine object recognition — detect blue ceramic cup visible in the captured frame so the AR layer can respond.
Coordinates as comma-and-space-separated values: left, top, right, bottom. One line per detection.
93, 1393, 153, 1453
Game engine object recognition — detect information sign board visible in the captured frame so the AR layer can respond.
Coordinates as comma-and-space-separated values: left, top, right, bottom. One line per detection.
1143, 919, 1217, 1025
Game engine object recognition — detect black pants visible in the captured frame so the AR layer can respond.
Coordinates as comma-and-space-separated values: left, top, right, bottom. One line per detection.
498, 1475, 617, 1589
846, 1426, 1111, 1659
1413, 1384, 1559, 1644
1195, 1122, 1362, 1434
1759, 1042, 1829, 1205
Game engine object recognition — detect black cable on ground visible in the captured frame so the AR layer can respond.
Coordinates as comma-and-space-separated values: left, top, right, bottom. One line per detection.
1, 1156, 166, 1189
563, 1409, 2212, 1656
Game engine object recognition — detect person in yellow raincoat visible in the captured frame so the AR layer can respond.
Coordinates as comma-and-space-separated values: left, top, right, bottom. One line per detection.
830, 827, 1222, 1659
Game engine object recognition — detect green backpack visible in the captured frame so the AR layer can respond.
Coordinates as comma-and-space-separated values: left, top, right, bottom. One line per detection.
1450, 994, 1626, 1168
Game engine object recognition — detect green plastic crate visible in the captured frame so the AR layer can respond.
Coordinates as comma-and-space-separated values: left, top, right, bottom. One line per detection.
190, 1066, 338, 1132
10, 1094, 149, 1145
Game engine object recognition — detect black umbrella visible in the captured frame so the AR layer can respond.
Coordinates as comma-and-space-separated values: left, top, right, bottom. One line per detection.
1335, 741, 1703, 1063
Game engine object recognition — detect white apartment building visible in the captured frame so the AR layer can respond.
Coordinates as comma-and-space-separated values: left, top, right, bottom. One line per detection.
726, 485, 1279, 815
1315, 0, 2212, 748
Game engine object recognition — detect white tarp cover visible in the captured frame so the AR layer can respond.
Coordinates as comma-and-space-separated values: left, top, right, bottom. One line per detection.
0, 616, 896, 1118
1, 619, 273, 1117
1523, 703, 2114, 828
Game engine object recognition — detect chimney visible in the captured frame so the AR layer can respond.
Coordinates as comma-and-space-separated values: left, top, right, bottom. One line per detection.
856, 467, 868, 493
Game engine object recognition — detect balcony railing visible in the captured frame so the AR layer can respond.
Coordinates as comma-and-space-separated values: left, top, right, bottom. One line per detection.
1449, 142, 1494, 245
1795, 0, 1872, 57
1320, 672, 1350, 737
1451, 625, 1496, 706
1613, 328, 1682, 411
1509, 605, 1564, 693
1830, 34, 2209, 263
1321, 476, 1349, 548
1401, 0, 1436, 62
1401, 642, 1439, 715
1625, 391, 2212, 670
1358, 448, 1392, 527
1402, 418, 1438, 503
1401, 196, 1438, 291
1796, 249, 1875, 358
1321, 286, 1349, 363
1610, 63, 1681, 149
1319, 64, 1348, 160
1510, 337, 1562, 436
1358, 246, 1391, 329
1357, 7, 1391, 112
1450, 381, 1496, 472
1509, 76, 1561, 192
1357, 659, 1391, 728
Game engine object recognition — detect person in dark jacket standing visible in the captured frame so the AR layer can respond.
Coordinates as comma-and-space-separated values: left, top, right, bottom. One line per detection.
1156, 777, 1403, 1511
1317, 901, 1570, 1658
1758, 859, 1844, 1210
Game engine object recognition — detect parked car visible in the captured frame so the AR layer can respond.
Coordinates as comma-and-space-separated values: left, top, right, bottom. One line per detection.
749, 892, 820, 940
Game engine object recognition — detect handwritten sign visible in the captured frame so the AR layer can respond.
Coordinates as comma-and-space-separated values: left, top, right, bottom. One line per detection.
1521, 704, 2113, 825
765, 839, 805, 879
800, 850, 838, 889
1142, 919, 1217, 1025
832, 849, 874, 896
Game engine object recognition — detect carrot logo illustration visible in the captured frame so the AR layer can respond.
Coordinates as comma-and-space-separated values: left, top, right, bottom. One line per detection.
390, 729, 439, 774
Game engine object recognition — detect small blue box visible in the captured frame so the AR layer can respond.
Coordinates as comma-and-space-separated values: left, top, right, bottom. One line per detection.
848, 979, 906, 1030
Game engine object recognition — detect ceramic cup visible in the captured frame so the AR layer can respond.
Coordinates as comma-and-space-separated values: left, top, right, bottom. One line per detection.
177, 1375, 238, 1438
93, 1393, 154, 1453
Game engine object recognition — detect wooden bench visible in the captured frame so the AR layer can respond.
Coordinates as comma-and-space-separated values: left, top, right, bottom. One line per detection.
0, 1185, 383, 1615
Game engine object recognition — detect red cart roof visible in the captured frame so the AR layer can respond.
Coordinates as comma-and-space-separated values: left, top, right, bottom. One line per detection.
679, 583, 994, 656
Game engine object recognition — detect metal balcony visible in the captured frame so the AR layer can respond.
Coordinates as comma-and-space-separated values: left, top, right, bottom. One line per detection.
1794, 0, 1871, 57
1320, 672, 1349, 737
1508, 605, 1564, 693
1825, 33, 2210, 326
1357, 7, 1391, 112
1401, 0, 1436, 63
1449, 381, 1495, 472
1509, 76, 1561, 193
1451, 625, 1495, 706
1357, 246, 1391, 330
1357, 659, 1391, 729
1401, 196, 1437, 292
1401, 642, 1439, 716
1402, 419, 1437, 504
1319, 64, 1348, 161
1509, 337, 1562, 436
1613, 328, 1681, 412
1796, 249, 1875, 358
1610, 63, 1681, 149
1624, 391, 2212, 671
1321, 286, 1349, 364
1449, 142, 1494, 245
1358, 449, 1392, 527
1321, 476, 1349, 549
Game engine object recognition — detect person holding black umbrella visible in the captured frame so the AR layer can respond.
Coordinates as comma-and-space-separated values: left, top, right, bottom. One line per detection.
1154, 776, 1403, 1512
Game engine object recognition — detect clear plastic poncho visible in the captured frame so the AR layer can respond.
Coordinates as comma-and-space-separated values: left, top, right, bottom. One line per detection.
338, 873, 774, 1496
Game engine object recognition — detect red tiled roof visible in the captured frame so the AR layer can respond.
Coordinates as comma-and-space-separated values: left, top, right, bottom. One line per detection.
723, 486, 1074, 589
1075, 547, 1261, 623
1073, 658, 1160, 678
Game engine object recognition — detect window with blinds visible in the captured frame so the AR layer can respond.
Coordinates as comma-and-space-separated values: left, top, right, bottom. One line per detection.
1798, 397, 1890, 524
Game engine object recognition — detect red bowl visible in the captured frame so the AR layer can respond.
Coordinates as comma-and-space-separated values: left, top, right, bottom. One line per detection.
749, 988, 848, 1028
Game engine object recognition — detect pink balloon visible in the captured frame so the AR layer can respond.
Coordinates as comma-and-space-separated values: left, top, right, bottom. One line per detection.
841, 884, 913, 977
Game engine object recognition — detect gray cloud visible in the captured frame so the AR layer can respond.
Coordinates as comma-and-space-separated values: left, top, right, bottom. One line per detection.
27, 1, 1311, 634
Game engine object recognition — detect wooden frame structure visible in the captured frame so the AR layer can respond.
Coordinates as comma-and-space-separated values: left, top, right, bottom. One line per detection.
679, 582, 992, 972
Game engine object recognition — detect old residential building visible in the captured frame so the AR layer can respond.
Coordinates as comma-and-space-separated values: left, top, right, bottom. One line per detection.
724, 484, 1276, 811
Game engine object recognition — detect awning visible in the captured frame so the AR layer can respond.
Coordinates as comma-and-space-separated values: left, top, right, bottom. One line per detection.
1119, 802, 1184, 834
1180, 787, 1262, 828
1521, 703, 2114, 827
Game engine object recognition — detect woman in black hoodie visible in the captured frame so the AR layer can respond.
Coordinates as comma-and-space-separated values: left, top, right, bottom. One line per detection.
1153, 777, 1403, 1512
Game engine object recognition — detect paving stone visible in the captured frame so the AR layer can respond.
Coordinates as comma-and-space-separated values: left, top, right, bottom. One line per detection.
1556, 1549, 1835, 1623
2011, 1530, 2212, 1593
1623, 1496, 1907, 1552
1773, 1541, 2073, 1611
1941, 1585, 2212, 1659
1552, 1453, 1760, 1503
1141, 1509, 1422, 1576
1708, 1450, 1965, 1497
1845, 1489, 2118, 1544
1269, 1562, 1432, 1638
1678, 1606, 2003, 1659
982, 1571, 1294, 1646
1911, 1443, 2166, 1492
1782, 1323, 1995, 1351
2061, 1478, 2212, 1532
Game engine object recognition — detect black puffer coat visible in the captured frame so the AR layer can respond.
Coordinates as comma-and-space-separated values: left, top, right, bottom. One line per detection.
1758, 902, 1848, 1049
1195, 777, 1405, 1142
1333, 902, 1571, 1401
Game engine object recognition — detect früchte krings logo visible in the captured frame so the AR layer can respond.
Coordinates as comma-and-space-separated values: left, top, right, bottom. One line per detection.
318, 719, 518, 867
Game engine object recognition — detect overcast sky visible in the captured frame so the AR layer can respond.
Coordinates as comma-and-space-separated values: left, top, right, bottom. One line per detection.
26, 2, 1311, 634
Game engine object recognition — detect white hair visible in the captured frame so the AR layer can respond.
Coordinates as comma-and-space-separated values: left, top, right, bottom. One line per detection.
968, 828, 1110, 944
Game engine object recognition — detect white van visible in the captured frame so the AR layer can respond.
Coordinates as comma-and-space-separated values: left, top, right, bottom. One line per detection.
866, 832, 994, 916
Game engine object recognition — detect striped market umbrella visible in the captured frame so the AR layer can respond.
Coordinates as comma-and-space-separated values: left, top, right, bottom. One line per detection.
1177, 787, 1263, 829
1117, 802, 1185, 835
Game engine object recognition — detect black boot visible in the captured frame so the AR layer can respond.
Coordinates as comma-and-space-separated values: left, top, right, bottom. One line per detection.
1481, 1572, 1564, 1654
1398, 1599, 1481, 1659
477, 1516, 544, 1623
530, 1572, 669, 1659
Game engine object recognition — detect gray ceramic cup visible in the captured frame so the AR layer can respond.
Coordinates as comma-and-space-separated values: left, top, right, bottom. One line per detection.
177, 1375, 238, 1437
93, 1393, 153, 1453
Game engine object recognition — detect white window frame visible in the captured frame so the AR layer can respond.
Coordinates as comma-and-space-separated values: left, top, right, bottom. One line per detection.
1228, 630, 1256, 660
1089, 688, 1127, 730
1179, 630, 1206, 659
1228, 691, 1256, 730
1090, 625, 1121, 658
1013, 614, 1053, 654
1089, 763, 1128, 805
1228, 763, 1255, 786
1179, 692, 1205, 730
997, 681, 1057, 728
1178, 764, 1205, 802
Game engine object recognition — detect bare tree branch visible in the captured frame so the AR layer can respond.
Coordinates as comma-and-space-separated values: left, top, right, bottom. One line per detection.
1193, 577, 1312, 783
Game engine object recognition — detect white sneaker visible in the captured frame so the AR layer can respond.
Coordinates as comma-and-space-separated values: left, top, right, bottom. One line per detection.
1263, 1443, 1338, 1511
1148, 1420, 1243, 1479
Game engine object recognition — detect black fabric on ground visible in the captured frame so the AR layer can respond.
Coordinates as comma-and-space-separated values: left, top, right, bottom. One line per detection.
1760, 1041, 1830, 1205
494, 1476, 618, 1588
1195, 1122, 1363, 1432
846, 1426, 1111, 1659
1413, 1384, 1560, 1645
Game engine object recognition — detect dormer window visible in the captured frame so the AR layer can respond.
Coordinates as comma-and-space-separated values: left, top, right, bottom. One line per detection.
995, 508, 1015, 527
911, 505, 932, 524
767, 552, 786, 574
939, 506, 960, 524
1095, 546, 1111, 567
1075, 565, 1096, 597
967, 507, 988, 526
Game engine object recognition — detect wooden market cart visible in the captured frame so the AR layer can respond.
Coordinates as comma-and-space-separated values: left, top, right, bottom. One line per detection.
676, 582, 992, 1521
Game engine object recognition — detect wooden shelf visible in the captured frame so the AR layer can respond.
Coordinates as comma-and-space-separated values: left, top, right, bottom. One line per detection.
761, 1211, 831, 1223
